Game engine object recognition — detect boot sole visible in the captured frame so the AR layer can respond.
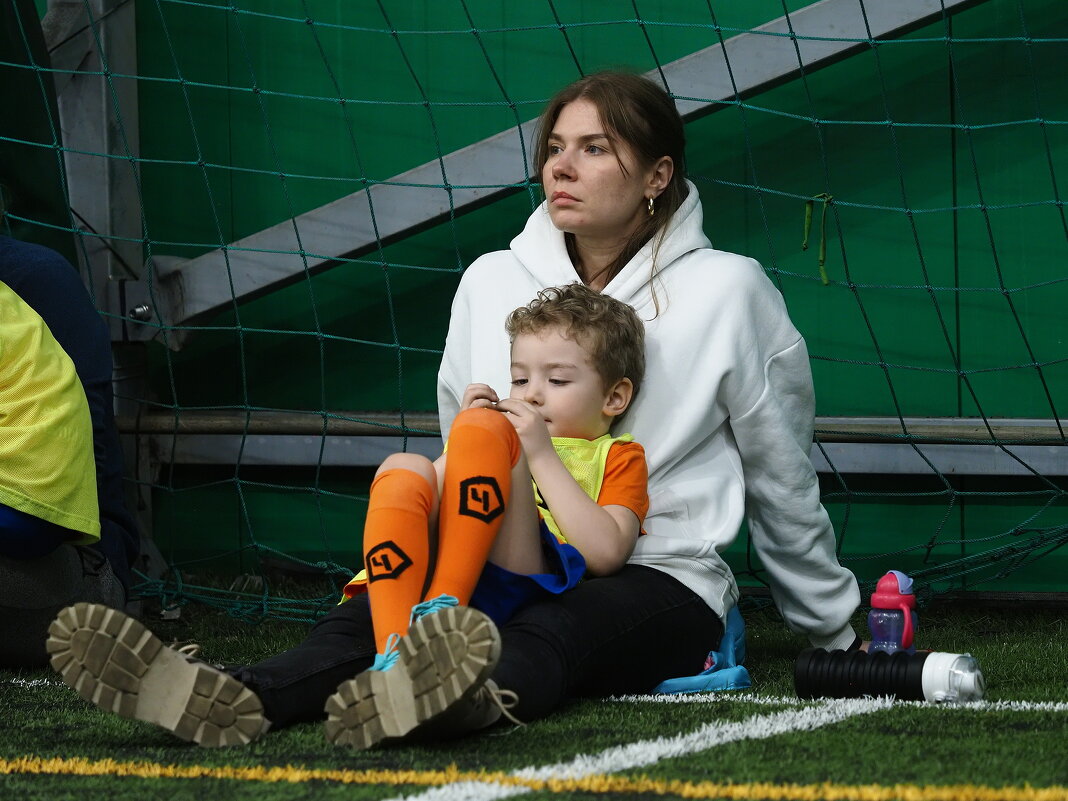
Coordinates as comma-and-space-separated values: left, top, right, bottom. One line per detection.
47, 602, 265, 747
323, 605, 500, 749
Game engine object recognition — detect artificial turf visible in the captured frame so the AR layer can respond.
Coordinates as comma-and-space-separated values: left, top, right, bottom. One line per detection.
2, 600, 1066, 800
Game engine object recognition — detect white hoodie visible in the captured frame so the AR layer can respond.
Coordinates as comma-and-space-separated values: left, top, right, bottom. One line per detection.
438, 181, 859, 650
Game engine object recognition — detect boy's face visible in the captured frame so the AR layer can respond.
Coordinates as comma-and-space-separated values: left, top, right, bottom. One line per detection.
508, 326, 617, 439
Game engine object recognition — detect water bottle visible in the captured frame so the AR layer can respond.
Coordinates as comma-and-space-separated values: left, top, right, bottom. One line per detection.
868, 570, 918, 654
794, 647, 985, 704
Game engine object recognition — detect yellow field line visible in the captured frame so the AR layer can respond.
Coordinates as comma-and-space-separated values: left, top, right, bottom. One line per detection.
3, 755, 1067, 801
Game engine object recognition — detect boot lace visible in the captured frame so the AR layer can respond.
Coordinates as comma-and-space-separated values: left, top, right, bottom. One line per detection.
481, 681, 524, 726
369, 633, 400, 671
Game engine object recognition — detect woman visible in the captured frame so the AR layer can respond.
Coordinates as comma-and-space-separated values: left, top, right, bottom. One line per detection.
437, 71, 860, 720
47, 70, 860, 747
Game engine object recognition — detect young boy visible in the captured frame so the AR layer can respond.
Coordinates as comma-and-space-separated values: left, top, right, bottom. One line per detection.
327, 282, 648, 748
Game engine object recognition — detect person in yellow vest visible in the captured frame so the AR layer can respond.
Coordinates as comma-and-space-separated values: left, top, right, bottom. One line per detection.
324, 282, 649, 747
0, 279, 108, 664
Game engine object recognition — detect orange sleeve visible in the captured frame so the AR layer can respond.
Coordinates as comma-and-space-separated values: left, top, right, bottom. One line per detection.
596, 441, 649, 532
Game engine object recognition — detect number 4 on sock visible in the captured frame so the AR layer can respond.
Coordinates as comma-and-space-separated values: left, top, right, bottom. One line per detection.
366, 541, 414, 582
458, 476, 505, 523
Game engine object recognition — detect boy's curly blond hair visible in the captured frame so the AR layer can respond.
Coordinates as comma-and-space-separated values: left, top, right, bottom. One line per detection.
505, 283, 645, 399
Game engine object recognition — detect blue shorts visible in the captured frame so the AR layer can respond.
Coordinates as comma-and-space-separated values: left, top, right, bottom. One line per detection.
0, 503, 71, 559
469, 520, 586, 627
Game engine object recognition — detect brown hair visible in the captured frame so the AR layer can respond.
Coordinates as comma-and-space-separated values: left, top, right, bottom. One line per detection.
533, 70, 689, 287
506, 283, 645, 399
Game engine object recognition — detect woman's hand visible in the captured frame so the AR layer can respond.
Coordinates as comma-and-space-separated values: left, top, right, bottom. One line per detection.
494, 398, 553, 459
460, 383, 499, 411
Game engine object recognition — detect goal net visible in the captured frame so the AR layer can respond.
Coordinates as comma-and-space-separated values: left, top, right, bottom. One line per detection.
2, 0, 1065, 619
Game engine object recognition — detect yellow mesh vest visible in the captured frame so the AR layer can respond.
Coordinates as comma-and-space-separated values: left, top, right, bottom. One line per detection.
0, 281, 100, 540
536, 433, 634, 542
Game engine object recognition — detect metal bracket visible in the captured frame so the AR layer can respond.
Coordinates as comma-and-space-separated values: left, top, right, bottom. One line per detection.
45, 0, 141, 298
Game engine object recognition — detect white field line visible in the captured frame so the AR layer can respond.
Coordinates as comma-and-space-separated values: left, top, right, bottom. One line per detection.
612, 691, 804, 706
896, 699, 1068, 713
613, 692, 1068, 713
3, 677, 62, 688
9, 674, 1066, 713
13, 674, 1065, 713
386, 696, 893, 801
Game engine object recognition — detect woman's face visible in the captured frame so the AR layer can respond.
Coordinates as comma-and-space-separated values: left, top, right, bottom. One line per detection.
541, 98, 656, 245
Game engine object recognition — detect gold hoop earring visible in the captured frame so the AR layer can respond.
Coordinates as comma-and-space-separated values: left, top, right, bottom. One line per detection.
647, 196, 655, 216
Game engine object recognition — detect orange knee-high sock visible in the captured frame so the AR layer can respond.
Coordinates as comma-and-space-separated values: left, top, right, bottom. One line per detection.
425, 407, 521, 605
362, 468, 435, 653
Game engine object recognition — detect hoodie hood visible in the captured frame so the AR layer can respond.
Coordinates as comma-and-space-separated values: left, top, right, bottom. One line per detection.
509, 179, 711, 312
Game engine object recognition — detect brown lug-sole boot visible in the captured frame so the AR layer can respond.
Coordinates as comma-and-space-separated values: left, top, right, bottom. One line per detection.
323, 604, 500, 749
47, 602, 266, 747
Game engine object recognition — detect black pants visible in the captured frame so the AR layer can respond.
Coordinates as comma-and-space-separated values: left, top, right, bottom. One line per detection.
0, 547, 124, 667
233, 564, 724, 728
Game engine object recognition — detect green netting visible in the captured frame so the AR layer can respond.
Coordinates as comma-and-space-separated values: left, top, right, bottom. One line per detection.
2, 0, 1066, 622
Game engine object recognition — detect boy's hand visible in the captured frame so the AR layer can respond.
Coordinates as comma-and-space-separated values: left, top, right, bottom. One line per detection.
494, 398, 553, 459
460, 383, 499, 411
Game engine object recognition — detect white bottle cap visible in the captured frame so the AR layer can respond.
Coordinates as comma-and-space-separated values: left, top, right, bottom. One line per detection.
920, 651, 985, 703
